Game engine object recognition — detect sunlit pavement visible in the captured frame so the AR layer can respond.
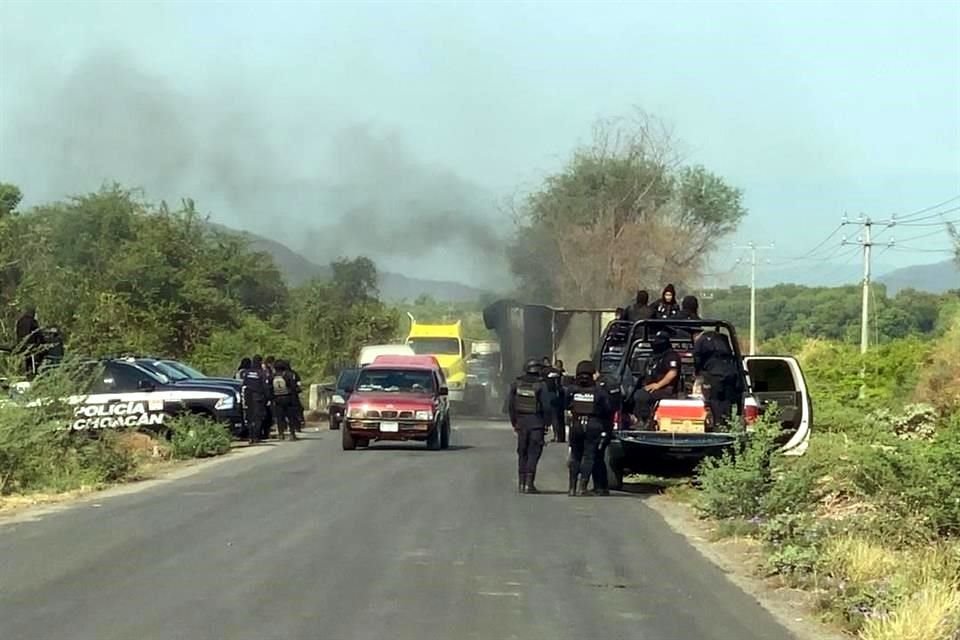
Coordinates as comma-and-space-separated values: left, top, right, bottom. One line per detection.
0, 419, 796, 640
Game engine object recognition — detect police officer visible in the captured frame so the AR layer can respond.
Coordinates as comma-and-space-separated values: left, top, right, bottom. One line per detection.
627, 331, 681, 427
566, 360, 612, 496
508, 359, 548, 494
692, 329, 743, 431
15, 306, 42, 378
653, 284, 681, 319
271, 360, 299, 441
678, 295, 700, 320
241, 355, 269, 444
592, 370, 621, 495
261, 356, 277, 439
553, 359, 567, 443
288, 360, 306, 432
624, 289, 654, 322
541, 357, 563, 442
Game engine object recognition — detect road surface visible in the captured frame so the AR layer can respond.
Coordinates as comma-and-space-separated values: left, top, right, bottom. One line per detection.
0, 420, 796, 640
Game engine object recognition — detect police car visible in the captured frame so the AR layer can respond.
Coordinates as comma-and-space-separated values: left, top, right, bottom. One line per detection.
16, 358, 244, 436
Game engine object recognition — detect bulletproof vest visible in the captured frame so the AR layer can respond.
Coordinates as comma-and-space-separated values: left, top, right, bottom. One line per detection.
514, 380, 540, 414
570, 384, 598, 418
543, 369, 560, 393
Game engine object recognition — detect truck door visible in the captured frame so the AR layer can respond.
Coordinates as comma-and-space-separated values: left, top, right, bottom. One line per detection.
743, 356, 812, 456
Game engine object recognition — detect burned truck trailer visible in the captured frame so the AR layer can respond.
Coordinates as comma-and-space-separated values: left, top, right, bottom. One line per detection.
482, 300, 617, 395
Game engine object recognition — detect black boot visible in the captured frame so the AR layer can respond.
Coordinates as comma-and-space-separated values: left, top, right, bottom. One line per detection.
578, 478, 591, 496
518, 473, 527, 494
526, 471, 539, 494
568, 472, 578, 497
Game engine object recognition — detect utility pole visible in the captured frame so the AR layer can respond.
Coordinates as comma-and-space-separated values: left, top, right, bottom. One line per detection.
734, 242, 775, 355
841, 216, 895, 355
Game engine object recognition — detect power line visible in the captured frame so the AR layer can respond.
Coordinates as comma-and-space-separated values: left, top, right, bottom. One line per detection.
888, 245, 956, 254
891, 209, 960, 227
893, 227, 955, 244
895, 195, 960, 221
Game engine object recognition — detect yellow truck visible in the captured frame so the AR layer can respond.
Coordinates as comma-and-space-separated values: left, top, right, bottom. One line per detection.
405, 314, 468, 403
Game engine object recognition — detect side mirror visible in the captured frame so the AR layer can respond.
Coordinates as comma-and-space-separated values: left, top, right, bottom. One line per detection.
138, 379, 155, 391
439, 386, 449, 396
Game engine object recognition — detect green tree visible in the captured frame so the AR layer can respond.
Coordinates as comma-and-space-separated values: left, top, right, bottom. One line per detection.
0, 183, 22, 217
508, 111, 747, 306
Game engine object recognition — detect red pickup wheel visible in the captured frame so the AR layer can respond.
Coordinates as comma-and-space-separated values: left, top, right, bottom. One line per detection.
342, 425, 356, 451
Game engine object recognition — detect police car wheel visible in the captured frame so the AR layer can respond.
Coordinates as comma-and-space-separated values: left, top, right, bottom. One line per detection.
357, 439, 369, 448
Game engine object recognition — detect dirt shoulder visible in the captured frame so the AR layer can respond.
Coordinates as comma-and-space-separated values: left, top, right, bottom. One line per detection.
0, 440, 272, 523
644, 492, 849, 640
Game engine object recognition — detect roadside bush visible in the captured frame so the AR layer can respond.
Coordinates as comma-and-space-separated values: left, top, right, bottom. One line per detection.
0, 358, 138, 495
168, 414, 232, 459
694, 415, 780, 519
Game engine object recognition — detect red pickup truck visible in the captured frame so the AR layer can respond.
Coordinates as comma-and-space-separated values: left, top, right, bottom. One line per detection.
342, 359, 451, 451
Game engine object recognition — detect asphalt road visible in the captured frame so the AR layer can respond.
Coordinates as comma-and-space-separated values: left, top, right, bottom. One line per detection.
0, 419, 796, 640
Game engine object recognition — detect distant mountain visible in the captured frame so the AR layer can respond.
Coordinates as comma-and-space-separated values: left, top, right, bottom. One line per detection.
877, 260, 960, 295
212, 223, 490, 302
722, 258, 958, 293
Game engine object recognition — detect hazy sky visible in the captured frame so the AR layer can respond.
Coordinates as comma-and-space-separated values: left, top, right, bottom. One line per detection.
1, 0, 958, 289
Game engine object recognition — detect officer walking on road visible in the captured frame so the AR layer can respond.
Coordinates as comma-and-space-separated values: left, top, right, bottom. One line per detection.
508, 359, 548, 494
566, 360, 613, 496
241, 355, 269, 445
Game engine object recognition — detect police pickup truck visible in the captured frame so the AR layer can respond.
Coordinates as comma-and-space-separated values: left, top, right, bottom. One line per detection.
13, 358, 244, 436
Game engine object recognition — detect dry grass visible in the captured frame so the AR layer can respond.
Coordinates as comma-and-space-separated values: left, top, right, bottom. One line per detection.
915, 315, 960, 412
823, 536, 898, 585
860, 581, 960, 640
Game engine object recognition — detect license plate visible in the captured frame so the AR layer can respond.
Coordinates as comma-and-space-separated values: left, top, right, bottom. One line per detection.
380, 421, 399, 432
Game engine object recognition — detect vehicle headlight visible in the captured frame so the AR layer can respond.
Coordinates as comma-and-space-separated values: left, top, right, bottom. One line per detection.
348, 406, 364, 418
332, 394, 345, 404
215, 396, 235, 411
415, 410, 433, 421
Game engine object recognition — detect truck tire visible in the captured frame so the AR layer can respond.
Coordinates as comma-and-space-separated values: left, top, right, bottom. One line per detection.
342, 426, 356, 451
440, 418, 450, 450
427, 423, 441, 450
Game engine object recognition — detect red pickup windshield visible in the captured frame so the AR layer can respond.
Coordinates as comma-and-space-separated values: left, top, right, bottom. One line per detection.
355, 369, 435, 393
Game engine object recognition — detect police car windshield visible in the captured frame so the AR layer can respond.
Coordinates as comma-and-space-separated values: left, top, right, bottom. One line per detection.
149, 361, 190, 381
164, 361, 206, 378
355, 368, 435, 393
407, 338, 460, 356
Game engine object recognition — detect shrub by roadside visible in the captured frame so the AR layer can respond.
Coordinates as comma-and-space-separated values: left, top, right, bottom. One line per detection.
693, 402, 960, 640
168, 414, 232, 459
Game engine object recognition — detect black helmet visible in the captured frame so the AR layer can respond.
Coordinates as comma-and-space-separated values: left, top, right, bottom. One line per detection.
651, 330, 672, 353
575, 360, 596, 379
524, 359, 542, 375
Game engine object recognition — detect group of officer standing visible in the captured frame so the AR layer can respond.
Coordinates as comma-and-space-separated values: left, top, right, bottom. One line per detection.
508, 358, 614, 496
236, 355, 305, 444
506, 282, 744, 496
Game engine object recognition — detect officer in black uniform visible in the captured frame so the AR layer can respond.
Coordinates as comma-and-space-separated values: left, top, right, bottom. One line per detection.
592, 370, 621, 494
541, 357, 564, 442
553, 359, 567, 443
241, 355, 269, 444
692, 329, 743, 430
508, 359, 548, 494
566, 360, 613, 496
271, 360, 299, 441
626, 331, 681, 427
